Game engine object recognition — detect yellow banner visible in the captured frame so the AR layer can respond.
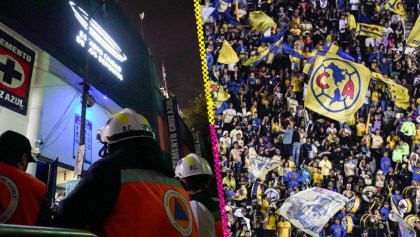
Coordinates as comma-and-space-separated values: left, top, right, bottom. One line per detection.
217, 40, 240, 64
385, 0, 406, 18
407, 16, 420, 48
355, 23, 384, 40
249, 11, 276, 33
279, 188, 349, 237
371, 72, 409, 109
305, 56, 371, 122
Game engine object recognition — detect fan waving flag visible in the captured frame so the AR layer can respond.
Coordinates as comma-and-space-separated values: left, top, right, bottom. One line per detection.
385, 0, 406, 18
279, 188, 349, 237
249, 11, 277, 33
218, 40, 240, 64
355, 23, 384, 40
371, 72, 410, 109
407, 16, 420, 48
305, 56, 371, 122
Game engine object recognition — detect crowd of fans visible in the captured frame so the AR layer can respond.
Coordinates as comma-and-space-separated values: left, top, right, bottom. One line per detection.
204, 0, 420, 236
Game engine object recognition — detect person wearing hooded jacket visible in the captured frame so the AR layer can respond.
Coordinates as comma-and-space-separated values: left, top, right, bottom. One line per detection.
54, 108, 198, 237
175, 153, 223, 237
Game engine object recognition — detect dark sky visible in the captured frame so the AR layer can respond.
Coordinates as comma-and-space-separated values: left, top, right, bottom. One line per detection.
117, 0, 204, 109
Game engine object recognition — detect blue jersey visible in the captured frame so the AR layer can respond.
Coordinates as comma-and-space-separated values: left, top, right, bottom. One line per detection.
413, 167, 420, 181
380, 157, 391, 174
330, 224, 346, 237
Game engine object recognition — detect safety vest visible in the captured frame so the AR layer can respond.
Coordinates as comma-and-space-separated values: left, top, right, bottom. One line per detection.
90, 169, 199, 237
0, 163, 46, 225
190, 191, 223, 237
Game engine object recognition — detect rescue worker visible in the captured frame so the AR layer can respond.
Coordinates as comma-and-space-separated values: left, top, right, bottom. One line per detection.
175, 153, 223, 237
0, 130, 47, 225
55, 108, 198, 237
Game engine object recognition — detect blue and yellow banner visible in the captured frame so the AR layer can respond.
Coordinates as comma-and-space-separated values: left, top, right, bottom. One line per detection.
305, 56, 371, 122
385, 0, 406, 18
279, 188, 349, 237
355, 23, 384, 40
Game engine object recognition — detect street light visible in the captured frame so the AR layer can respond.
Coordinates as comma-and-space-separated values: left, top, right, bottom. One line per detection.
139, 12, 145, 39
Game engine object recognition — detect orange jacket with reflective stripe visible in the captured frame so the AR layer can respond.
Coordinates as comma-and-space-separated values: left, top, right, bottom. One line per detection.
0, 163, 46, 225
90, 169, 199, 237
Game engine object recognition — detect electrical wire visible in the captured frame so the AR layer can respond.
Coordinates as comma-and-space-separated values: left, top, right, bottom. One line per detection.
41, 90, 80, 149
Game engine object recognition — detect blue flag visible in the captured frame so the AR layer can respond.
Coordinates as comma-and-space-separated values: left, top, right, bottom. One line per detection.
256, 28, 287, 44
210, 0, 220, 19
282, 42, 307, 60
358, 13, 371, 24
216, 101, 229, 115
225, 81, 244, 94
224, 11, 240, 26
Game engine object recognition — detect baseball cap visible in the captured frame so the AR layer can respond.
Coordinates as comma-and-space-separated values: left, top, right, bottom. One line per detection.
0, 130, 36, 163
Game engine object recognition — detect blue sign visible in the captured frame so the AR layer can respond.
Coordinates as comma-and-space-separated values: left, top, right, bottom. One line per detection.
65, 180, 79, 196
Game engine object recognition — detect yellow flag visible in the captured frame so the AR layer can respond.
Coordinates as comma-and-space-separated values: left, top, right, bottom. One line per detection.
407, 16, 420, 48
355, 23, 384, 40
249, 11, 276, 33
371, 72, 410, 109
209, 81, 230, 108
385, 0, 406, 18
217, 40, 240, 64
304, 56, 371, 122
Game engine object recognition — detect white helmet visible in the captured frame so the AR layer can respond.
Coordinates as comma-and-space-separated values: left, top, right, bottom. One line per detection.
175, 153, 213, 178
100, 108, 155, 144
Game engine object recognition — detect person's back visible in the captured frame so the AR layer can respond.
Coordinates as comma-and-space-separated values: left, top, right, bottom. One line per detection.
55, 108, 199, 237
175, 153, 223, 237
0, 164, 46, 225
0, 130, 46, 226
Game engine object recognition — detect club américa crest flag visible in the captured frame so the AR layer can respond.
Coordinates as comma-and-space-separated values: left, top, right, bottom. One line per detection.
305, 56, 371, 122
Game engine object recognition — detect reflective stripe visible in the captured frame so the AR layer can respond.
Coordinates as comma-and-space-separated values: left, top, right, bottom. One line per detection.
121, 169, 183, 188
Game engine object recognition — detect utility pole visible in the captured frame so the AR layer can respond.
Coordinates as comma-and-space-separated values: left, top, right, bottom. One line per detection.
77, 1, 107, 178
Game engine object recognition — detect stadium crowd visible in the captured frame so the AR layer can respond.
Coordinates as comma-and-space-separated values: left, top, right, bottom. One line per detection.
204, 0, 420, 236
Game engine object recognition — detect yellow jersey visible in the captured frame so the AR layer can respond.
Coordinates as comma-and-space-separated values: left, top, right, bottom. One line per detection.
278, 221, 292, 237
386, 135, 400, 150
356, 123, 366, 137
265, 215, 279, 230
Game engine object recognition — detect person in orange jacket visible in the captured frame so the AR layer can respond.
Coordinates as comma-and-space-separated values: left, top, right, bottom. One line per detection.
175, 153, 224, 237
55, 108, 198, 237
0, 130, 47, 226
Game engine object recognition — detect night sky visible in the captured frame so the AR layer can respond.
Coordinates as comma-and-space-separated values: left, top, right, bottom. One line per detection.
118, 0, 204, 109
